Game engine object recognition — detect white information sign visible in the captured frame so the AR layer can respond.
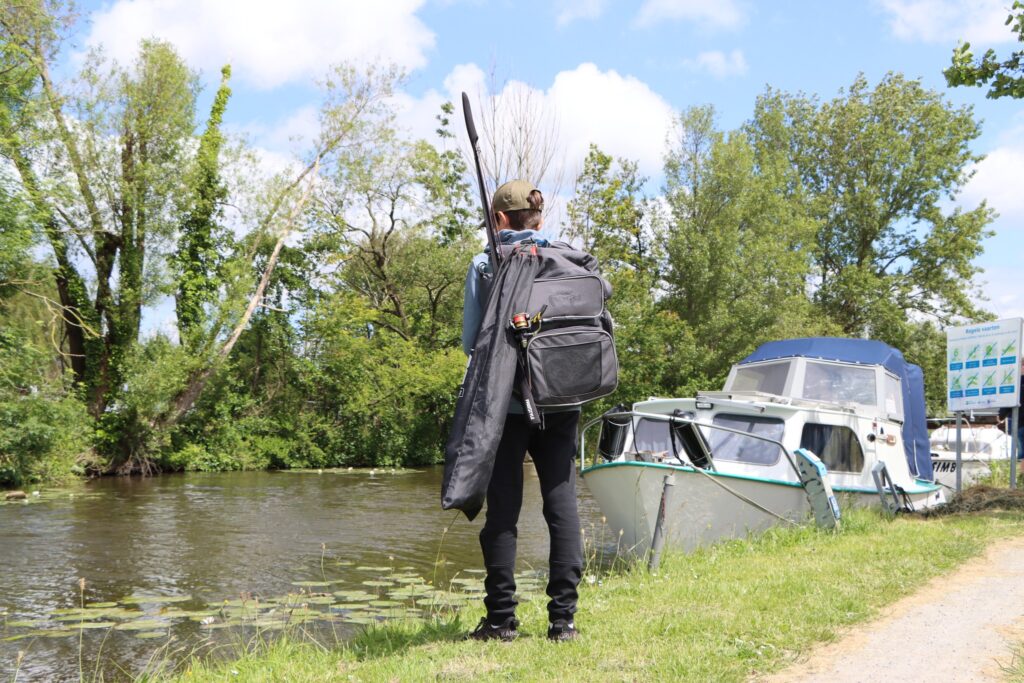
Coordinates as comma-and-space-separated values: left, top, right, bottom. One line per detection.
946, 317, 1023, 412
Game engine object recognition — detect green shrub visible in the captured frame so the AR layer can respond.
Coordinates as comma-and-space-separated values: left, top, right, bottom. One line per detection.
0, 393, 93, 487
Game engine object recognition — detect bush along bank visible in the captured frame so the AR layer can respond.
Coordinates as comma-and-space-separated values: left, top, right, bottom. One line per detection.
169, 507, 1024, 682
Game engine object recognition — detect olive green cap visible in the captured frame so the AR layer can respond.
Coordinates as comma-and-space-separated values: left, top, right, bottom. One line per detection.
491, 179, 541, 213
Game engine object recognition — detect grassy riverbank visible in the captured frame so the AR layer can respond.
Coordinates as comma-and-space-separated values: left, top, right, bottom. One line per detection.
167, 508, 1024, 682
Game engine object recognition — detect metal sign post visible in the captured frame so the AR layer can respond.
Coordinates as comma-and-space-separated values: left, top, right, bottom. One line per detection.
1013, 406, 1020, 490
955, 411, 963, 493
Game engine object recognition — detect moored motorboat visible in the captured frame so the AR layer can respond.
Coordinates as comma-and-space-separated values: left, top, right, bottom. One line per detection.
929, 419, 1013, 488
580, 338, 945, 554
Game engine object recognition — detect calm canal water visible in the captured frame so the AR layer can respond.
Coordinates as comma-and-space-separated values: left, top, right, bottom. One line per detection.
0, 467, 611, 681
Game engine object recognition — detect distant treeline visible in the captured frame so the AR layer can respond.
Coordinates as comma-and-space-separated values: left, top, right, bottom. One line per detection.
0, 4, 993, 487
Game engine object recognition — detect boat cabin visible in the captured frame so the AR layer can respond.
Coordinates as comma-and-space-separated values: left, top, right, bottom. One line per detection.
596, 338, 936, 494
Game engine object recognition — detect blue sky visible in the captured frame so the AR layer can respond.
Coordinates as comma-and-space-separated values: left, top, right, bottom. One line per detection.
71, 0, 1024, 321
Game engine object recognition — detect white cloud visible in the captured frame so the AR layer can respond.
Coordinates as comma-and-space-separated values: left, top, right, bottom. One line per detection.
681, 50, 748, 78
546, 64, 675, 178
83, 0, 435, 89
408, 62, 674, 186
556, 0, 607, 27
877, 0, 1017, 44
634, 0, 746, 29
958, 144, 1024, 224
232, 105, 321, 157
975, 266, 1024, 320
390, 89, 449, 143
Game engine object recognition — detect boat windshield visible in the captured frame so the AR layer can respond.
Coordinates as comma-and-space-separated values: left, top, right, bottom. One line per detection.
633, 417, 672, 455
730, 361, 791, 395
801, 361, 876, 405
704, 414, 785, 466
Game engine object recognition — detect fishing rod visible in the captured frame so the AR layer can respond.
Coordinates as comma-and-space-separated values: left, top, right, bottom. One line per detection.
462, 92, 502, 274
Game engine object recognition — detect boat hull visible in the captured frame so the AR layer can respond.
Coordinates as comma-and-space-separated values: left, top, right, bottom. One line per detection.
930, 456, 991, 489
581, 461, 938, 555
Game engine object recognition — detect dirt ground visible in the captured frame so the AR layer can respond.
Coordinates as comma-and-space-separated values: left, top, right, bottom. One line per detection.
758, 535, 1024, 683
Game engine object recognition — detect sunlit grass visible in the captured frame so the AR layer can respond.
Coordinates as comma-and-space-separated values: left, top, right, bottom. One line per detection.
166, 507, 1024, 682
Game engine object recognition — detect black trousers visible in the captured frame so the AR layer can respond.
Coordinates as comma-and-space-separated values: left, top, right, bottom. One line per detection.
479, 411, 583, 623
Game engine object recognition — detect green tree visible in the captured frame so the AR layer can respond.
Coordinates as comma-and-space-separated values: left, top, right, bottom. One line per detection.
945, 1, 1024, 99
313, 105, 476, 350
2, 2, 199, 419
175, 65, 232, 348
662, 106, 827, 386
747, 74, 994, 341
565, 145, 695, 404
419, 101, 475, 245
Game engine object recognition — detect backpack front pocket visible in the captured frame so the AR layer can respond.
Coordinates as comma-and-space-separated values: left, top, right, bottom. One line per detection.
525, 327, 618, 407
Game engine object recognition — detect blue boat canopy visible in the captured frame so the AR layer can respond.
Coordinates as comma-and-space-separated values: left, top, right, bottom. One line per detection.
740, 337, 933, 481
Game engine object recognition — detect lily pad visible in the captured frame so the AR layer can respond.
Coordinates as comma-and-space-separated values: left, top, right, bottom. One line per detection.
211, 599, 260, 608
120, 595, 191, 605
114, 619, 169, 631
86, 602, 120, 609
301, 596, 335, 605
134, 631, 167, 639
251, 619, 288, 630
369, 600, 402, 607
29, 629, 76, 638
54, 612, 122, 622
355, 566, 392, 572
290, 581, 331, 588
345, 615, 376, 625
71, 621, 117, 630
331, 605, 369, 614
160, 609, 219, 620
333, 590, 376, 600
388, 587, 435, 599
362, 580, 394, 587
448, 578, 483, 587
6, 619, 49, 628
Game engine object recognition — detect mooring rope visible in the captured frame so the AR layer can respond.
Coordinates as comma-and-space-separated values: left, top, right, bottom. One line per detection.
690, 466, 800, 526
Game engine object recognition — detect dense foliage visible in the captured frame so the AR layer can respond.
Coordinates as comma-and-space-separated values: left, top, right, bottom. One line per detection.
0, 3, 996, 486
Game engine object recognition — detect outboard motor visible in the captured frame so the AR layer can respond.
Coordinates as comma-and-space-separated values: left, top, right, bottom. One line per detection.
598, 404, 630, 461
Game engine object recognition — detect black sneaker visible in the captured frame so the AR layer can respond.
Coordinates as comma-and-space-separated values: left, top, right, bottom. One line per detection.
468, 616, 519, 642
547, 619, 578, 642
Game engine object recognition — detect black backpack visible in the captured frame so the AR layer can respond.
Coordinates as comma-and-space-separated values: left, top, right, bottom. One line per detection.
483, 240, 618, 408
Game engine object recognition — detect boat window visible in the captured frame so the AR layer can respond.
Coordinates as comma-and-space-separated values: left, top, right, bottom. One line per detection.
801, 361, 877, 406
882, 373, 902, 418
705, 414, 785, 466
730, 361, 791, 395
632, 418, 672, 456
800, 423, 865, 473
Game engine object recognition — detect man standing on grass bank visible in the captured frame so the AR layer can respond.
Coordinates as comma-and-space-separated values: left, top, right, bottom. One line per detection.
461, 179, 582, 643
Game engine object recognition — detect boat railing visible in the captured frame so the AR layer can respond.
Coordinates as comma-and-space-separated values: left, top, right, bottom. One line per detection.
580, 410, 803, 482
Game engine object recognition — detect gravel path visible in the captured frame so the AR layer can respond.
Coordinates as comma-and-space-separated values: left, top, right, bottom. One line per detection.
759, 536, 1024, 683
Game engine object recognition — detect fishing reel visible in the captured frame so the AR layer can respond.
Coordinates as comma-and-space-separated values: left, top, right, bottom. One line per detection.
510, 306, 547, 346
